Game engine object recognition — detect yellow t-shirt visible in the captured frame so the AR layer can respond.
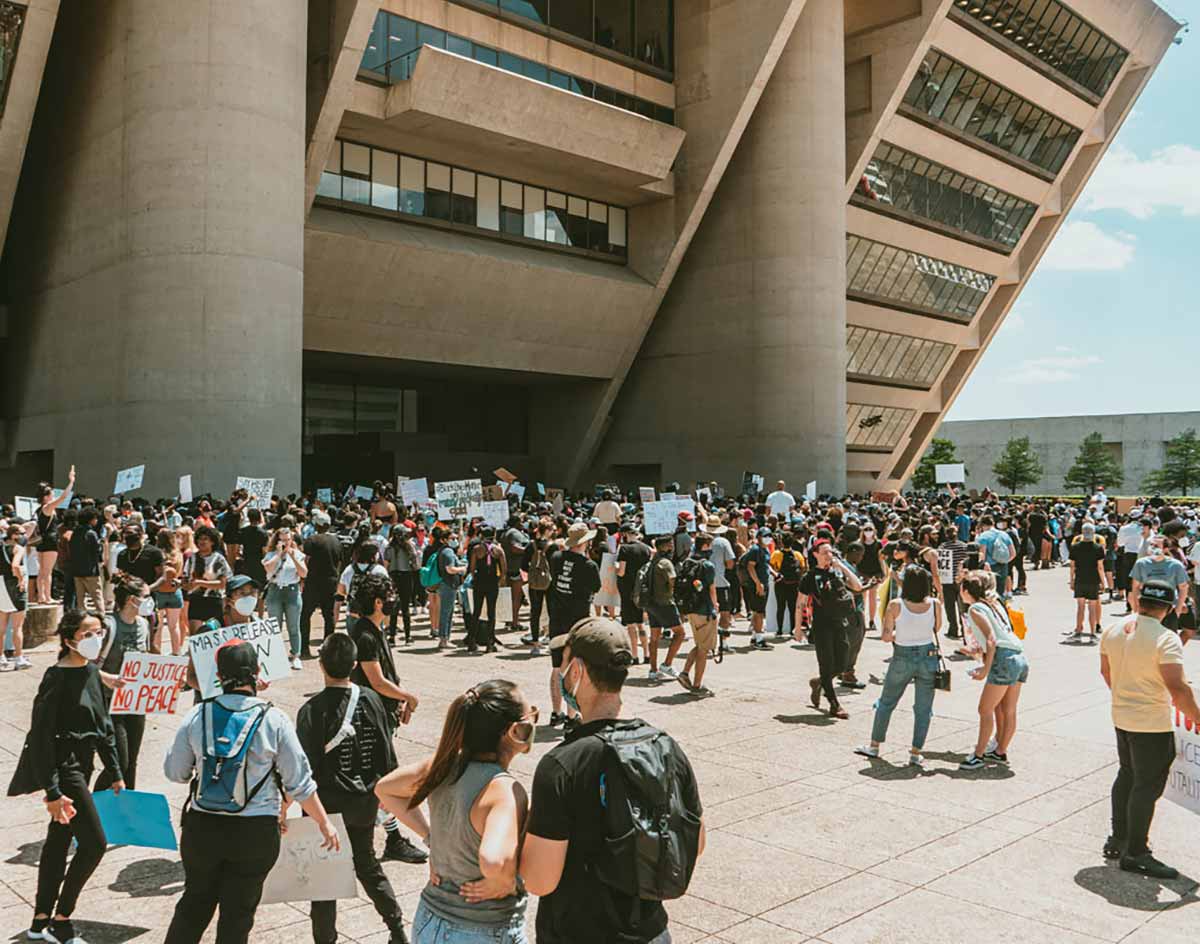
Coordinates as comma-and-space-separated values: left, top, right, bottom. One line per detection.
1101, 615, 1184, 733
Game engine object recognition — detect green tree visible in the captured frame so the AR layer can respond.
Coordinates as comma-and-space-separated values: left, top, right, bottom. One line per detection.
911, 438, 962, 491
992, 436, 1044, 494
1143, 429, 1200, 496
1062, 432, 1123, 494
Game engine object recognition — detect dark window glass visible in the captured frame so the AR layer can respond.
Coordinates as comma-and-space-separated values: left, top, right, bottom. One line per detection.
525, 59, 548, 82
566, 196, 590, 248
451, 169, 476, 225
502, 0, 548, 24
417, 24, 446, 49
362, 12, 388, 73
499, 51, 524, 75
551, 2, 594, 42
446, 33, 472, 57
550, 70, 571, 90
635, 0, 671, 70
845, 234, 994, 320
595, 0, 634, 57
594, 84, 616, 106
387, 14, 419, 62
473, 45, 499, 66
426, 163, 452, 221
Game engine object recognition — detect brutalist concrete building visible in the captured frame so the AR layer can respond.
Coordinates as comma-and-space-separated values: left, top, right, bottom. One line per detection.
0, 0, 1180, 498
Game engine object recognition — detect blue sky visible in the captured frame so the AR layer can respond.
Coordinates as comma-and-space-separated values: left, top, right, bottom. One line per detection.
948, 11, 1198, 421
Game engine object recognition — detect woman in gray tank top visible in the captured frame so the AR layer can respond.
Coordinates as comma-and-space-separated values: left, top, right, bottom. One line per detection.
376, 679, 534, 943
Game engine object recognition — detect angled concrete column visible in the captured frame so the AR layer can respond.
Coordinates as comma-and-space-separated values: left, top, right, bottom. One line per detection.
597, 0, 847, 493
5, 0, 305, 496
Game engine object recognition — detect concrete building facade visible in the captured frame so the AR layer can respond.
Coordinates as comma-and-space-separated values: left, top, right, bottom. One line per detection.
940, 411, 1200, 496
0, 0, 1182, 500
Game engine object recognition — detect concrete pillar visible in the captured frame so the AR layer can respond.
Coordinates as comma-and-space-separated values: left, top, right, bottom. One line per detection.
4, 0, 305, 498
595, 0, 847, 494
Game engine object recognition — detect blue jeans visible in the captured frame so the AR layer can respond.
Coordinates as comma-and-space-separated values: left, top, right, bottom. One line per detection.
265, 584, 302, 654
871, 642, 938, 750
990, 561, 1010, 599
437, 584, 458, 640
411, 900, 527, 944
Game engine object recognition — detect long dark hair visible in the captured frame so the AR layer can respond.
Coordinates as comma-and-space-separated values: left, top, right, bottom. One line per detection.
410, 679, 524, 809
899, 564, 931, 603
57, 608, 92, 659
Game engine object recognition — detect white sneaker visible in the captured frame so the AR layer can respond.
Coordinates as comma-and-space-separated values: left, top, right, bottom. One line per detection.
854, 744, 879, 758
659, 665, 679, 678
909, 753, 926, 768
986, 736, 999, 755
529, 646, 543, 656
290, 657, 303, 670
648, 670, 661, 681
0, 657, 11, 673
14, 656, 31, 670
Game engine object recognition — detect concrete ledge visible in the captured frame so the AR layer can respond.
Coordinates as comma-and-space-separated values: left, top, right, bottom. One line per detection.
23, 603, 60, 650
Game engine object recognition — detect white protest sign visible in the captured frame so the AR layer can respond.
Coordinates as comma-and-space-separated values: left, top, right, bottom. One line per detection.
696, 487, 711, 505
936, 547, 956, 585
115, 465, 145, 494
644, 498, 696, 535
110, 653, 190, 716
188, 618, 289, 699
935, 463, 966, 485
354, 485, 374, 501
15, 496, 37, 520
260, 814, 356, 905
400, 477, 430, 506
508, 482, 526, 502
179, 475, 193, 503
1167, 706, 1200, 815
434, 479, 483, 517
236, 477, 275, 510
467, 500, 509, 530
316, 488, 332, 503
638, 487, 656, 504
659, 492, 677, 501
805, 481, 817, 501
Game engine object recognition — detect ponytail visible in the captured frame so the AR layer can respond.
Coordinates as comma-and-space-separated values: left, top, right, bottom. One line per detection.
410, 692, 471, 810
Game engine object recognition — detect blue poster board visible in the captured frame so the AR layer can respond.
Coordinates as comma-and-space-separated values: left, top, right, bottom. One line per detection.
93, 790, 178, 850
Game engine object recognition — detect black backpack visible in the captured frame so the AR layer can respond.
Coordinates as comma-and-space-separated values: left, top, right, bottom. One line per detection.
591, 720, 701, 924
736, 548, 759, 589
673, 558, 704, 612
632, 560, 656, 610
778, 550, 801, 584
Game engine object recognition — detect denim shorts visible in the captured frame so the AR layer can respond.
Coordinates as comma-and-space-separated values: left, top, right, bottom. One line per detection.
987, 647, 1029, 686
153, 589, 184, 610
646, 602, 682, 629
412, 900, 527, 944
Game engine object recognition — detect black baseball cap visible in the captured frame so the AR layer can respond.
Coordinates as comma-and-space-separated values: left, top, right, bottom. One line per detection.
1139, 580, 1176, 606
216, 638, 259, 687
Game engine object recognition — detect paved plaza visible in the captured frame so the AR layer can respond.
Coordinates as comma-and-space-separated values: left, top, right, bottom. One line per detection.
0, 567, 1198, 943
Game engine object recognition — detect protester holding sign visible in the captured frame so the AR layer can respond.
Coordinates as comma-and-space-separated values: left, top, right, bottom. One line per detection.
1100, 579, 1200, 879
95, 578, 153, 790
7, 610, 124, 944
163, 637, 339, 943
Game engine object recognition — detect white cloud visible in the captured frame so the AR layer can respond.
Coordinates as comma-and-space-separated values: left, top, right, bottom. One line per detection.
1041, 221, 1136, 271
1081, 144, 1200, 219
1003, 354, 1103, 385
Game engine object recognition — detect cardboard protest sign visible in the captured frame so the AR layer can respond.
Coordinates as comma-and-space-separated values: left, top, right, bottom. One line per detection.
546, 487, 564, 514
14, 496, 36, 520
805, 481, 817, 501
482, 484, 505, 502
638, 487, 656, 504
400, 477, 429, 506
236, 476, 274, 511
935, 463, 966, 485
1167, 706, 1200, 815
493, 467, 517, 484
354, 485, 374, 501
188, 618, 289, 699
261, 814, 356, 904
93, 790, 177, 851
114, 465, 145, 494
179, 475, 193, 503
316, 487, 332, 503
110, 653, 189, 716
434, 479, 483, 517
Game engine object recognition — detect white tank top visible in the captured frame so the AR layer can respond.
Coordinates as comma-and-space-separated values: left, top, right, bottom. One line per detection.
893, 599, 936, 646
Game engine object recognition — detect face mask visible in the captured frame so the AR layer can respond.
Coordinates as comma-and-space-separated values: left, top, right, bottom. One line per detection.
138, 597, 156, 617
559, 661, 582, 714
356, 562, 370, 572
73, 634, 103, 661
233, 595, 258, 616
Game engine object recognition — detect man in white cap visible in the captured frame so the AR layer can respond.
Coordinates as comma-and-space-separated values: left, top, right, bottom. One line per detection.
1068, 520, 1106, 642
546, 521, 600, 727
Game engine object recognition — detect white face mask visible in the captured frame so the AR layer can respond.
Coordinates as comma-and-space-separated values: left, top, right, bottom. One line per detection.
73, 635, 103, 661
233, 595, 258, 616
138, 597, 155, 617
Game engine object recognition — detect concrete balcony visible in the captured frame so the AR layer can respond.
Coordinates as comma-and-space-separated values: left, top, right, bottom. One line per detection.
347, 46, 684, 202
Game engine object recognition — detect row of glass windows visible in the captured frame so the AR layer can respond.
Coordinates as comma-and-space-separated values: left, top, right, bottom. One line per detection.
457, 0, 673, 73
952, 0, 1127, 99
846, 234, 995, 321
305, 383, 420, 442
317, 139, 629, 259
847, 326, 955, 389
362, 12, 674, 124
855, 142, 1037, 251
0, 2, 24, 122
846, 404, 917, 450
902, 50, 1081, 176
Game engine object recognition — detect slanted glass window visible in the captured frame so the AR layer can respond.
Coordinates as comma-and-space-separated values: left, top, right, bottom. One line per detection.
502, 0, 548, 24
950, 0, 1127, 99
446, 33, 472, 58
902, 50, 1081, 175
846, 326, 954, 388
845, 234, 994, 321
854, 142, 1037, 250
846, 404, 917, 450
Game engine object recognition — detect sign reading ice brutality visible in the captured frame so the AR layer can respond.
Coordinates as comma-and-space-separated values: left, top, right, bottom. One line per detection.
434, 479, 483, 516
109, 653, 189, 716
260, 814, 356, 905
400, 477, 430, 506
114, 465, 145, 494
236, 476, 275, 511
937, 547, 956, 585
1167, 706, 1200, 816
188, 618, 289, 699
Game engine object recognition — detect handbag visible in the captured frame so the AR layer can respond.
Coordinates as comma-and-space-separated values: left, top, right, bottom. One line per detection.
931, 623, 951, 692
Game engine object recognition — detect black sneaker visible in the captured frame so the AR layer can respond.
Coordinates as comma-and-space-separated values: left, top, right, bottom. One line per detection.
548, 712, 565, 727
388, 927, 410, 944
983, 750, 1008, 765
382, 832, 429, 864
958, 754, 986, 771
1120, 852, 1179, 879
28, 917, 50, 941
46, 919, 80, 944
1102, 835, 1123, 860
521, 633, 538, 646
563, 716, 581, 734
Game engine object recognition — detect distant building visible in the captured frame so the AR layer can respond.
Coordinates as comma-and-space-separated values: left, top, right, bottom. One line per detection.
938, 412, 1200, 495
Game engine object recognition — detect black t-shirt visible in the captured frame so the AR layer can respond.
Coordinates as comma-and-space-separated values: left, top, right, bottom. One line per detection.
1069, 539, 1105, 586
527, 718, 701, 944
616, 541, 651, 600
549, 549, 600, 633
799, 567, 852, 627
304, 533, 343, 584
117, 544, 164, 585
217, 510, 243, 544
349, 617, 400, 719
239, 526, 269, 580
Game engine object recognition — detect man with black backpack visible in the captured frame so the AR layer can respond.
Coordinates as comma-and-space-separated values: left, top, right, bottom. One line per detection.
678, 531, 719, 695
797, 540, 863, 720
771, 533, 807, 641
295, 633, 408, 944
521, 617, 705, 944
163, 639, 341, 944
642, 533, 686, 681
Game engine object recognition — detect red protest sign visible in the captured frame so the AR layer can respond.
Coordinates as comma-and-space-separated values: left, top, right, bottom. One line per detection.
110, 653, 190, 716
